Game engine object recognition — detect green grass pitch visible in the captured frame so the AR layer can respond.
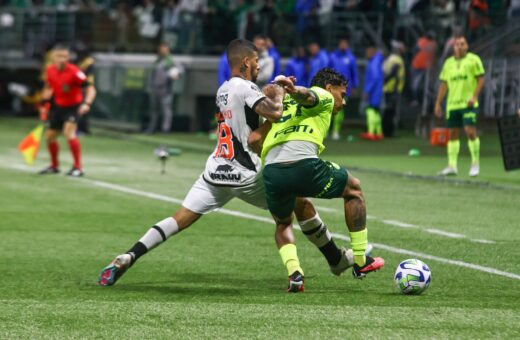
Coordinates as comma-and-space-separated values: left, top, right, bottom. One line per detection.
1, 117, 519, 338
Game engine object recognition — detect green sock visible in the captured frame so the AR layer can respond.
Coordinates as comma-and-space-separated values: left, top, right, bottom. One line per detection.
350, 229, 368, 266
333, 109, 345, 134
447, 140, 460, 168
467, 137, 480, 164
279, 244, 304, 276
366, 107, 376, 134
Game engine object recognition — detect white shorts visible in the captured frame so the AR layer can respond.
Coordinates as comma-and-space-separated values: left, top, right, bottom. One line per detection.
182, 173, 267, 214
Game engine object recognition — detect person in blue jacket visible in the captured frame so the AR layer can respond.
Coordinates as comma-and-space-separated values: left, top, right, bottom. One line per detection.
361, 45, 384, 140
329, 36, 359, 140
307, 42, 329, 87
284, 46, 308, 86
217, 51, 231, 86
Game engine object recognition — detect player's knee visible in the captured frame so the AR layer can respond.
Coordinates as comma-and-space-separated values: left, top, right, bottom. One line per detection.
294, 197, 314, 218
342, 176, 364, 201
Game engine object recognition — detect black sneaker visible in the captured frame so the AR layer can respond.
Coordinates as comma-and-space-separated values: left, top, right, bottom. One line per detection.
66, 167, 84, 177
352, 256, 385, 279
39, 166, 60, 175
287, 271, 304, 293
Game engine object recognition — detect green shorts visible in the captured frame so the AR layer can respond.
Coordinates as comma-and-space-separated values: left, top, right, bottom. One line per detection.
446, 108, 478, 128
262, 158, 348, 219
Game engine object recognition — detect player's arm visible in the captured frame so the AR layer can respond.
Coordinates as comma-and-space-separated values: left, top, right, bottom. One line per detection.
468, 75, 484, 108
273, 75, 317, 107
253, 88, 284, 122
434, 81, 448, 118
248, 120, 272, 155
39, 83, 53, 122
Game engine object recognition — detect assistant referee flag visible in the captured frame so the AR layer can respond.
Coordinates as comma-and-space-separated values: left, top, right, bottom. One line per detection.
18, 124, 44, 165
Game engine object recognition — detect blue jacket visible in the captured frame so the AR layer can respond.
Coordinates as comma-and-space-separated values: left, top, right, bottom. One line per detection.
329, 48, 359, 96
363, 51, 384, 107
218, 52, 231, 86
308, 50, 329, 86
284, 57, 307, 86
268, 47, 281, 81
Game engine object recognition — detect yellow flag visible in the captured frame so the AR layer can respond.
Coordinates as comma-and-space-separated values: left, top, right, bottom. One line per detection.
18, 124, 44, 165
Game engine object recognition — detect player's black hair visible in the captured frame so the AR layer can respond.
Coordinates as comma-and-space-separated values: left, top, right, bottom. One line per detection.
226, 39, 258, 69
310, 68, 348, 89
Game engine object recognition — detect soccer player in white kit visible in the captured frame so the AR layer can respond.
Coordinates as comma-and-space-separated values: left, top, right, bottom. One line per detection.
99, 39, 363, 292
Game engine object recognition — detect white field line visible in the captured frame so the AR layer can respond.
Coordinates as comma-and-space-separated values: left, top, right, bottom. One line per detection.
5, 163, 516, 280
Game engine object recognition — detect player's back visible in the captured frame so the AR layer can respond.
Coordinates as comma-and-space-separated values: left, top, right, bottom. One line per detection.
203, 77, 266, 186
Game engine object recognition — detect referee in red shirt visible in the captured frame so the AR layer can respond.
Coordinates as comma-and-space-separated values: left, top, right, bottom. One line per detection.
39, 45, 96, 177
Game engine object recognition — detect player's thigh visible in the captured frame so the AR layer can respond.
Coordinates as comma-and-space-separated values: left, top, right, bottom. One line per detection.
306, 158, 348, 199
233, 173, 268, 210
462, 109, 478, 131
182, 175, 233, 214
63, 121, 78, 139
446, 109, 464, 129
262, 164, 297, 219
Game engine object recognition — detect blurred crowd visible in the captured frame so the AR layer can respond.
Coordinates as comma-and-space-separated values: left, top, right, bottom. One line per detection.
0, 0, 518, 55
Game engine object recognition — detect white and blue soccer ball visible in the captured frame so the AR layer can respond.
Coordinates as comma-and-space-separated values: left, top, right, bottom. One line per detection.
394, 259, 431, 295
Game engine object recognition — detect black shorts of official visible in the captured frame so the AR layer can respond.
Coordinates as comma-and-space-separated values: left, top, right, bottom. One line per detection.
49, 104, 80, 130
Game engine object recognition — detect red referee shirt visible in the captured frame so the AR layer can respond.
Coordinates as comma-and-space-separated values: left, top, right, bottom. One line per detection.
46, 63, 88, 107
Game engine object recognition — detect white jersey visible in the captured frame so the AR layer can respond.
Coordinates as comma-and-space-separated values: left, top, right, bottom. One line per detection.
202, 77, 266, 186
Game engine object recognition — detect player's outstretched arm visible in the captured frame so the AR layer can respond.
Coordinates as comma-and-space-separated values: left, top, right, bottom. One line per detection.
273, 75, 317, 107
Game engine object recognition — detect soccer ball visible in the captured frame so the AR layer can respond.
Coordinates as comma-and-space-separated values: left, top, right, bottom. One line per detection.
394, 259, 431, 295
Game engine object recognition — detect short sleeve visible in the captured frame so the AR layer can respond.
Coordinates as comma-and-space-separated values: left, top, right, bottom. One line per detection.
303, 87, 334, 117
75, 70, 88, 85
244, 82, 266, 109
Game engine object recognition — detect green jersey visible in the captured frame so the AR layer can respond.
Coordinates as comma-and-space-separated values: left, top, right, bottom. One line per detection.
439, 52, 485, 112
261, 86, 334, 162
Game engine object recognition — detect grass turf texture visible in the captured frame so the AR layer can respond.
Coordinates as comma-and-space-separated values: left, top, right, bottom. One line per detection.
1, 117, 519, 338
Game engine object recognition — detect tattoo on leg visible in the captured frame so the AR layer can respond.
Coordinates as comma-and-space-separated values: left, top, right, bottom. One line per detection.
345, 198, 366, 232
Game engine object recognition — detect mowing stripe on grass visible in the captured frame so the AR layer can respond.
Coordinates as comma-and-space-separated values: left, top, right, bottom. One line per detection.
5, 164, 515, 280
81, 178, 520, 281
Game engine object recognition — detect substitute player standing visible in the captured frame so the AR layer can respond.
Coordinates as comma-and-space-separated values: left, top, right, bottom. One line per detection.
435, 36, 485, 177
39, 44, 96, 177
99, 40, 364, 292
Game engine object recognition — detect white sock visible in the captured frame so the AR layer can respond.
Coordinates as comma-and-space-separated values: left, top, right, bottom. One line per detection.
138, 217, 179, 250
299, 214, 332, 248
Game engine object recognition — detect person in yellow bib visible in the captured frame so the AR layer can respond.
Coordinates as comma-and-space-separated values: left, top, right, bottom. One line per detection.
255, 69, 385, 279
435, 36, 485, 177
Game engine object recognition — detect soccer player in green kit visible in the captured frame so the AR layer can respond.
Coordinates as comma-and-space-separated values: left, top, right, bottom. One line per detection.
435, 36, 485, 177
253, 69, 385, 280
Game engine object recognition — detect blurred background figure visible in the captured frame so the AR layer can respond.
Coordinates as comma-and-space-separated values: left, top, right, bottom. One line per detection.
266, 37, 281, 79
307, 41, 329, 86
146, 42, 183, 134
329, 36, 359, 140
361, 44, 384, 141
253, 34, 274, 87
284, 46, 308, 86
74, 42, 95, 135
382, 40, 405, 138
217, 50, 231, 87
410, 30, 437, 105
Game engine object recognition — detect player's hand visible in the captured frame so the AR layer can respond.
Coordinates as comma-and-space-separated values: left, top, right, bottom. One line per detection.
262, 84, 284, 99
434, 103, 443, 118
39, 106, 49, 122
272, 75, 296, 94
78, 103, 91, 115
467, 96, 477, 108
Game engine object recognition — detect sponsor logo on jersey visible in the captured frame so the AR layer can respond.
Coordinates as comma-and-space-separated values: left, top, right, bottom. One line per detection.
215, 164, 234, 172
274, 124, 314, 138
